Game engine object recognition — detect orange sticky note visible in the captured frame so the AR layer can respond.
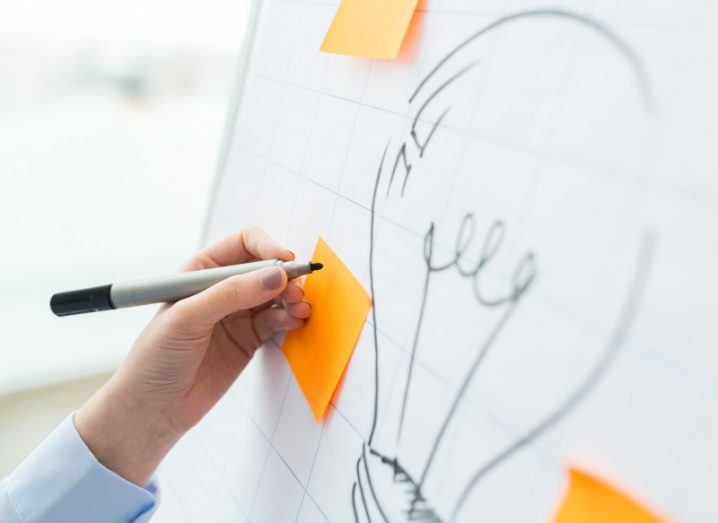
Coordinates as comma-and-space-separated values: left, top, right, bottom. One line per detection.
282, 237, 371, 421
320, 0, 420, 59
552, 468, 667, 523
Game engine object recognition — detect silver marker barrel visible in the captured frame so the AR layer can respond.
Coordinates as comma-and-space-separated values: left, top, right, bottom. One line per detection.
50, 259, 323, 317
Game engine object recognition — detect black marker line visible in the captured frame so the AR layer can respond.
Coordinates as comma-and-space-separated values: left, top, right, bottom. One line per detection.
356, 456, 373, 523
367, 142, 391, 446
368, 448, 436, 522
351, 482, 361, 523
418, 301, 519, 488
388, 143, 412, 198
372, 216, 536, 517
411, 62, 477, 156
362, 444, 390, 523
396, 221, 456, 445
354, 9, 652, 520
449, 233, 656, 522
408, 9, 654, 110
415, 224, 537, 488
396, 266, 432, 445
469, 221, 521, 307
413, 108, 449, 162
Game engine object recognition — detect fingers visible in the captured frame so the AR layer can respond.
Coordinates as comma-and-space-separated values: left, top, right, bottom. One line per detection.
252, 307, 305, 342
173, 266, 287, 327
248, 280, 303, 314
279, 281, 304, 304
279, 281, 310, 317
183, 227, 295, 271
284, 301, 311, 319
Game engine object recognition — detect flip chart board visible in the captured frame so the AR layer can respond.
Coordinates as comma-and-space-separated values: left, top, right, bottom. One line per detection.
154, 0, 718, 521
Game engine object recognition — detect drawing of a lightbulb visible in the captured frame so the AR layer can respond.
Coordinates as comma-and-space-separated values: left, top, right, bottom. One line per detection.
347, 9, 655, 523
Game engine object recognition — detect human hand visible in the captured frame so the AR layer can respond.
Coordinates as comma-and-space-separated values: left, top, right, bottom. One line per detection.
75, 228, 311, 486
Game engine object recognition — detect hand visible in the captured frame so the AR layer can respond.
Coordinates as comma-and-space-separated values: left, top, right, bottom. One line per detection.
75, 228, 311, 486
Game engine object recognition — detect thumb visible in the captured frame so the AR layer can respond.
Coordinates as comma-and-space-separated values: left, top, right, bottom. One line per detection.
173, 267, 287, 327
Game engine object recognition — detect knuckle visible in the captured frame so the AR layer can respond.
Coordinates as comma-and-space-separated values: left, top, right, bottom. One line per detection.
244, 225, 265, 240
224, 276, 246, 304
242, 226, 267, 256
167, 301, 193, 326
273, 310, 289, 330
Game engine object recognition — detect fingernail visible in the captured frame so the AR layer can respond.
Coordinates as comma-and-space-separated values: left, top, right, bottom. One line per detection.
287, 250, 296, 260
261, 267, 284, 290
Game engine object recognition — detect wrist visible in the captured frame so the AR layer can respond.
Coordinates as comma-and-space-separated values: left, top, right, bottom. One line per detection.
75, 378, 184, 487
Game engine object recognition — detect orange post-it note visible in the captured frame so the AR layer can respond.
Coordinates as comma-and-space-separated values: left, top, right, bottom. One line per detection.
553, 468, 667, 523
320, 0, 420, 59
282, 237, 371, 421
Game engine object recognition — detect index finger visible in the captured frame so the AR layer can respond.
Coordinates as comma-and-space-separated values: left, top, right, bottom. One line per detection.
183, 227, 294, 271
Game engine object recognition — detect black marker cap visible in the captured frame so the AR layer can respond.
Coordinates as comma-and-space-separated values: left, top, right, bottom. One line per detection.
50, 285, 115, 316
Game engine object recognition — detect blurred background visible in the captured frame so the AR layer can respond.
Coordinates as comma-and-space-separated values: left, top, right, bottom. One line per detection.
0, 0, 250, 474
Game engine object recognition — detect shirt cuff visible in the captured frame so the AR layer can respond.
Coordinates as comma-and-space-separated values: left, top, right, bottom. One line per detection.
4, 414, 158, 523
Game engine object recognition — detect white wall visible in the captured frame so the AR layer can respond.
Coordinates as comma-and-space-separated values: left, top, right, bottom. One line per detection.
0, 374, 111, 477
0, 0, 250, 393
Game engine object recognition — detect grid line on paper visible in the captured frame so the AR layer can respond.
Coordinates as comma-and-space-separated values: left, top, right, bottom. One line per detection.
251, 71, 716, 208
293, 422, 327, 522
221, 343, 560, 523
192, 431, 251, 521
220, 142, 713, 401
156, 466, 193, 523
417, 0, 512, 492
277, 0, 714, 31
246, 339, 294, 520
289, 48, 372, 510
233, 3, 309, 520
271, 8, 334, 514
226, 386, 333, 523
164, 0, 718, 521
324, 61, 373, 239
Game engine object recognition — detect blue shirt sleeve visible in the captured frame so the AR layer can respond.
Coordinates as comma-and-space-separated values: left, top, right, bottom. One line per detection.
0, 414, 159, 523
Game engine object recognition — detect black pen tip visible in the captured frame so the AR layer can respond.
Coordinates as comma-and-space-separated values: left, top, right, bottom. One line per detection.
310, 262, 323, 271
